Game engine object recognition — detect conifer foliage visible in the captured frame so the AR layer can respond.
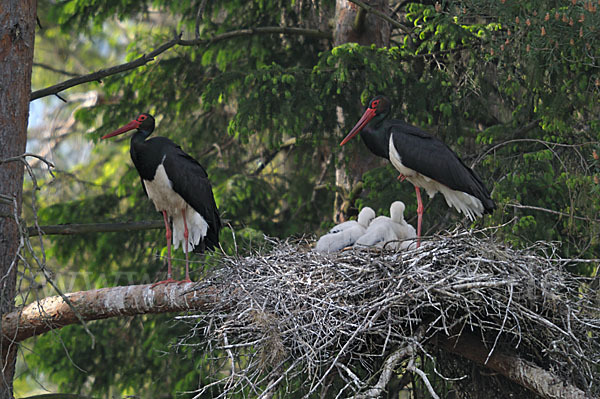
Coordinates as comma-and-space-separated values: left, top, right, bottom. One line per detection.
11, 0, 600, 397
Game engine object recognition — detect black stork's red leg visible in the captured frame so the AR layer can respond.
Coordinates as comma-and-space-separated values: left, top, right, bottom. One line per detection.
414, 186, 423, 248
101, 113, 221, 287
151, 210, 177, 287
180, 208, 192, 284
340, 95, 495, 247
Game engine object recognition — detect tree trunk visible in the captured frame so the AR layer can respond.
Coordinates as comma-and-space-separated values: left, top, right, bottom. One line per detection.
0, 1, 37, 397
333, 0, 390, 222
334, 0, 390, 47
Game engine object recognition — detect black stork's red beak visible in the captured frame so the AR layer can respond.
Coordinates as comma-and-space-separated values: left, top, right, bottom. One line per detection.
101, 119, 141, 140
340, 107, 377, 146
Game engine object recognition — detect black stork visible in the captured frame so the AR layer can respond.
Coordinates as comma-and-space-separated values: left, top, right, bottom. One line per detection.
101, 113, 221, 286
340, 95, 495, 247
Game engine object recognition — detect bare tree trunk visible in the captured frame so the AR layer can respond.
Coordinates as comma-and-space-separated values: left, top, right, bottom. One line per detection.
0, 1, 37, 397
333, 0, 390, 222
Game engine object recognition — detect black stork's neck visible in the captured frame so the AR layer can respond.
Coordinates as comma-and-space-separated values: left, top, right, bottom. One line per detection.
131, 127, 153, 144
130, 127, 153, 160
130, 127, 161, 180
360, 115, 391, 160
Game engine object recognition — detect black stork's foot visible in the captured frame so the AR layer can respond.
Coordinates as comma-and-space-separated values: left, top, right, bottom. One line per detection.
178, 278, 193, 285
151, 278, 178, 288
397, 174, 407, 182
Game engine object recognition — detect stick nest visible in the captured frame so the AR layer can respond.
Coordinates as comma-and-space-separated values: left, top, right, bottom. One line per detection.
181, 229, 600, 398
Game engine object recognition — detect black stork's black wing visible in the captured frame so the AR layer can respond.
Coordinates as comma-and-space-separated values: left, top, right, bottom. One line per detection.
160, 141, 222, 251
387, 120, 495, 212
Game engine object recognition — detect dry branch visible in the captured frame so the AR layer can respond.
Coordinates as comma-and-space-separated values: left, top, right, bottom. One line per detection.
30, 27, 332, 101
2, 283, 222, 344
30, 36, 181, 101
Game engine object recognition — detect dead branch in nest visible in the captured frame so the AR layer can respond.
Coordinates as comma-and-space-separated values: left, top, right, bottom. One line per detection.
179, 230, 600, 399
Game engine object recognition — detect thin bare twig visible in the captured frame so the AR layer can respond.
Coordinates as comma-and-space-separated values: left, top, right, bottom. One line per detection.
0, 153, 55, 170
33, 62, 81, 77
505, 202, 600, 222
407, 357, 440, 399
195, 0, 209, 39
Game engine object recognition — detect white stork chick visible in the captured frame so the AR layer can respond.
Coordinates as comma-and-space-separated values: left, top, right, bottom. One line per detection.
315, 207, 376, 253
355, 201, 417, 250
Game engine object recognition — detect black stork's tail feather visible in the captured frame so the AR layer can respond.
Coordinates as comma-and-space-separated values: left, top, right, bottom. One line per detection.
193, 210, 221, 253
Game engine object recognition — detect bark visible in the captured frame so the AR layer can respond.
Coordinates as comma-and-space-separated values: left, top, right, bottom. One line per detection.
435, 332, 587, 399
0, 1, 37, 397
1, 283, 222, 344
333, 0, 390, 222
334, 0, 390, 47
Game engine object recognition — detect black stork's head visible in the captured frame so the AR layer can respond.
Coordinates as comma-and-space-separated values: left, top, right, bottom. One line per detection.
101, 113, 155, 140
340, 95, 391, 146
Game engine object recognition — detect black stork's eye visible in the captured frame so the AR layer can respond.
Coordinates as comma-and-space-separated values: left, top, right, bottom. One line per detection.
138, 115, 147, 122
371, 99, 380, 108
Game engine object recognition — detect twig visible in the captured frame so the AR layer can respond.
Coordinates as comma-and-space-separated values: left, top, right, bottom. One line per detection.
406, 357, 440, 399
472, 135, 599, 168
33, 62, 81, 77
505, 202, 600, 222
12, 155, 96, 346
252, 137, 297, 176
195, 0, 209, 39
178, 26, 332, 46
0, 152, 55, 170
485, 283, 513, 364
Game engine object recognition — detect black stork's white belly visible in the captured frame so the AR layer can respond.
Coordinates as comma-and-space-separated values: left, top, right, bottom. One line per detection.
388, 136, 485, 220
143, 162, 208, 252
